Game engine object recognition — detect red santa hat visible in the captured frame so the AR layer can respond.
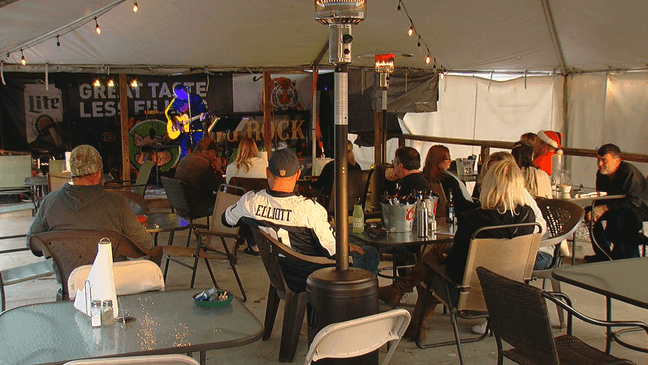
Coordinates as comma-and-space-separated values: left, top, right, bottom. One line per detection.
537, 130, 562, 149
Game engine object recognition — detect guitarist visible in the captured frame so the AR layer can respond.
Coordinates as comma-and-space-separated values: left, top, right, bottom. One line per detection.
165, 84, 208, 159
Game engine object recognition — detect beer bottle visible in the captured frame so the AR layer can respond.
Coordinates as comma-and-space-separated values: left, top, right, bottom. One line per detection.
447, 188, 455, 223
352, 198, 365, 234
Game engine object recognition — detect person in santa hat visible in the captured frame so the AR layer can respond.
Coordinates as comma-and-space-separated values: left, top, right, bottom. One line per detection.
533, 130, 562, 175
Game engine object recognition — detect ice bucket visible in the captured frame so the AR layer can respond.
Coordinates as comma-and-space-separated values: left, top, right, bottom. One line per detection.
381, 203, 416, 232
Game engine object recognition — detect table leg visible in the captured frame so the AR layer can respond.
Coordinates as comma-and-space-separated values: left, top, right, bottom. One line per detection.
200, 350, 206, 365
605, 296, 613, 354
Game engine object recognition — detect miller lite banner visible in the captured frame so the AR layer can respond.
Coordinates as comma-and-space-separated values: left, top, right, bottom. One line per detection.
24, 84, 63, 143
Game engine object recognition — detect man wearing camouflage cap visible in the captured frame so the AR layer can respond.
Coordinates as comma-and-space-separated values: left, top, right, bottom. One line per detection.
222, 148, 379, 292
28, 145, 154, 257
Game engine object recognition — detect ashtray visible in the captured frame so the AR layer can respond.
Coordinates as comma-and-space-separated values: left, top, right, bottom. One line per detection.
193, 289, 233, 309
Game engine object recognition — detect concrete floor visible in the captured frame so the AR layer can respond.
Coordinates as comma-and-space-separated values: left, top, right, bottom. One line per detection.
2, 204, 648, 364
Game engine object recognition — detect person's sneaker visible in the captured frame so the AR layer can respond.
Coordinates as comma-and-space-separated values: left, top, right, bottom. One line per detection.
472, 321, 489, 335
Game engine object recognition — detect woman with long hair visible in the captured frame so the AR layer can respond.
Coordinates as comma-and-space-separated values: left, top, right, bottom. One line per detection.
225, 138, 268, 184
422, 145, 478, 213
511, 140, 552, 198
378, 159, 537, 340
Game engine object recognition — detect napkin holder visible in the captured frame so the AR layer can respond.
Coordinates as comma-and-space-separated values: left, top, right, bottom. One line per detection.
73, 237, 118, 318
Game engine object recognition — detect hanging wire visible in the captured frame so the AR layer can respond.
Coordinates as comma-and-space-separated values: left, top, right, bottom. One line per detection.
398, 0, 439, 67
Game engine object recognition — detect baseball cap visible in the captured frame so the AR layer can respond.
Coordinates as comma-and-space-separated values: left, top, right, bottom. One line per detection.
268, 148, 299, 177
197, 137, 218, 152
69, 145, 103, 177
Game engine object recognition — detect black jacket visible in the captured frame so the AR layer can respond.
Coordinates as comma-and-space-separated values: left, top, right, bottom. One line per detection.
596, 161, 648, 219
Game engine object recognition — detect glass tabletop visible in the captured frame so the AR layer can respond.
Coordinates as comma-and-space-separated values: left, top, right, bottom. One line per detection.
0, 289, 263, 365
353, 218, 455, 248
140, 213, 190, 233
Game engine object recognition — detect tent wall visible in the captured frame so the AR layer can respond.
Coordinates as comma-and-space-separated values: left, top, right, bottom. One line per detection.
568, 73, 648, 188
354, 73, 648, 191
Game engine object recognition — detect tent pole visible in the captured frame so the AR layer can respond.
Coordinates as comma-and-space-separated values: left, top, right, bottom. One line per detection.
263, 71, 273, 157
541, 0, 567, 75
119, 73, 130, 181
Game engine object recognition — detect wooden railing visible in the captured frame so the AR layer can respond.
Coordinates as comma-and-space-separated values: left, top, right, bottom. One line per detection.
395, 134, 648, 164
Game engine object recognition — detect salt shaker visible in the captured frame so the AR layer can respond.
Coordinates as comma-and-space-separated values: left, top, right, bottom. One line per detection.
91, 300, 102, 327
102, 299, 114, 326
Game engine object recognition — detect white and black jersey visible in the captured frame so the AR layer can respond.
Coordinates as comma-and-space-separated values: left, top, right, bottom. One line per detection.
223, 189, 336, 258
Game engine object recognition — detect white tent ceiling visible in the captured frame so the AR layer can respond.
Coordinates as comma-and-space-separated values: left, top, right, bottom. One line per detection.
2, 0, 648, 74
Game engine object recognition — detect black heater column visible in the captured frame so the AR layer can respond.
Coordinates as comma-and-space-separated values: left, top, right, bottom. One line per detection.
308, 5, 378, 364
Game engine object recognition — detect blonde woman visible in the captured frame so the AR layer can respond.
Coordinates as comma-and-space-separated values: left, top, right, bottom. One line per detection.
225, 138, 268, 184
378, 159, 537, 340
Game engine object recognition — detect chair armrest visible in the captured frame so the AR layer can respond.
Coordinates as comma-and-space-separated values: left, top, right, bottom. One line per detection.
543, 291, 648, 336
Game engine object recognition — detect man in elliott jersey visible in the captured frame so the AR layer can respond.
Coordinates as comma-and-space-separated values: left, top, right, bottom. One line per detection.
222, 148, 379, 292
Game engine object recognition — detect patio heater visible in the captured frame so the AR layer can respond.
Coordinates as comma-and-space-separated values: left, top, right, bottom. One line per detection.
374, 53, 394, 164
307, 2, 378, 364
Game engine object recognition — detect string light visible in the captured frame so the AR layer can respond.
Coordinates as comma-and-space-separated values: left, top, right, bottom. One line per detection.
130, 79, 139, 88
93, 79, 101, 87
94, 17, 102, 35
107, 79, 115, 87
20, 49, 26, 65
56, 35, 61, 47
132, 1, 139, 13
399, 0, 443, 68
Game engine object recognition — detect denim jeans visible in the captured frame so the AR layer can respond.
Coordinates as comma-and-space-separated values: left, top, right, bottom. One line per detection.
534, 251, 553, 270
350, 244, 380, 274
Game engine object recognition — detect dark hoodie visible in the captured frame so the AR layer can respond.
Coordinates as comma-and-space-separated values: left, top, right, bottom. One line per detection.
27, 183, 153, 253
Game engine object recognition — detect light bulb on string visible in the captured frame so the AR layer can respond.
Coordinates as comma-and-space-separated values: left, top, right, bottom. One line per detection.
94, 17, 102, 35
132, 1, 139, 13
56, 35, 61, 47
107, 79, 115, 88
425, 54, 432, 64
20, 49, 26, 65
397, 1, 401, 12
407, 25, 414, 36
93, 79, 101, 87
417, 38, 422, 51
130, 79, 139, 88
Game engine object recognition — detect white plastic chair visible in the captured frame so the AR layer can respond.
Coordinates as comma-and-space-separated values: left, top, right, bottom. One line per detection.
64, 354, 199, 364
304, 309, 411, 365
67, 260, 165, 299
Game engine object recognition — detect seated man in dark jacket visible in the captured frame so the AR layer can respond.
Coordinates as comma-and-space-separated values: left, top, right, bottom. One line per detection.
585, 143, 648, 262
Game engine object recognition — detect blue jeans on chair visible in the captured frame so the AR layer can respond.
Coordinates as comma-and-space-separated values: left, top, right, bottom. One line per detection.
350, 244, 380, 274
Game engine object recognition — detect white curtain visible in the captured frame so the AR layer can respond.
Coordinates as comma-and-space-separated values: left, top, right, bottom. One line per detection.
568, 73, 648, 189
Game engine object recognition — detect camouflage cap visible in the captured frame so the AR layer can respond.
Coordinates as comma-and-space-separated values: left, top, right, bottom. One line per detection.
69, 145, 103, 177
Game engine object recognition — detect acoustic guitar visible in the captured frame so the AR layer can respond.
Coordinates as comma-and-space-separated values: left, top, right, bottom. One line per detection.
166, 111, 216, 140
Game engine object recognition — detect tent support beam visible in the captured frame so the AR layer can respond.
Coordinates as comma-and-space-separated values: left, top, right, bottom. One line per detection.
541, 0, 567, 75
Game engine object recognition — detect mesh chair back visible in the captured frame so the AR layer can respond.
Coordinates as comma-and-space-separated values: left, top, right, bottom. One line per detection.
229, 177, 268, 191
68, 260, 164, 299
327, 170, 373, 213
535, 197, 584, 246
28, 230, 149, 299
161, 177, 193, 219
476, 267, 560, 365
459, 223, 541, 312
